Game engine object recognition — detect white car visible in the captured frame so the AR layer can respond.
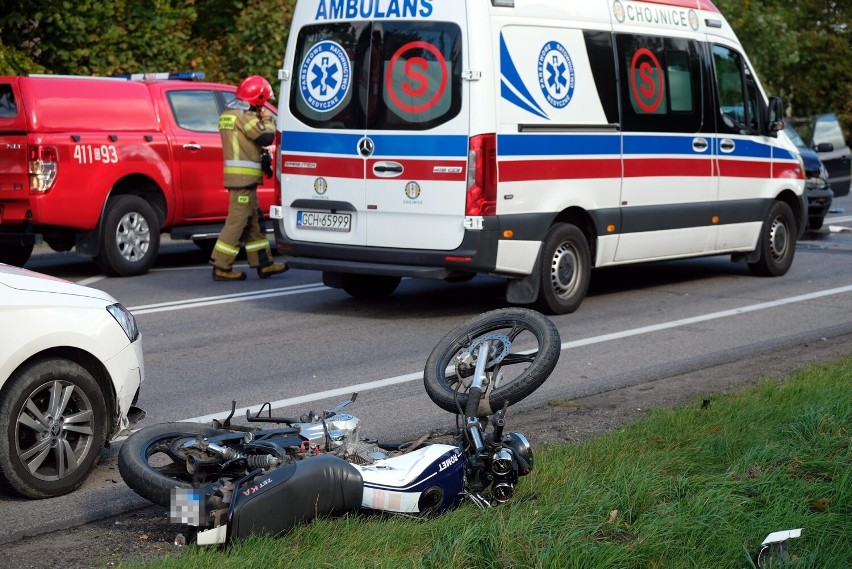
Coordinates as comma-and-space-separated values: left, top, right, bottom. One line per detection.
0, 264, 144, 498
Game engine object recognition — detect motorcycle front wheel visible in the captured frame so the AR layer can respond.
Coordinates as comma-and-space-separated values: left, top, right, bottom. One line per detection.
118, 422, 226, 507
423, 308, 561, 415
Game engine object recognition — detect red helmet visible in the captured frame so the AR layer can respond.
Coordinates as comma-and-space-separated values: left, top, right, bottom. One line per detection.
235, 75, 274, 106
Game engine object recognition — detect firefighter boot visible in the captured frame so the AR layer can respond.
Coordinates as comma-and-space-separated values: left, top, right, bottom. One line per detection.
257, 263, 289, 279
213, 267, 247, 281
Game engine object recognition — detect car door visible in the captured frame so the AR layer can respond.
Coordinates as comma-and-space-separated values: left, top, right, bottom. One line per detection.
810, 113, 851, 197
612, 33, 716, 262
169, 87, 278, 221
167, 87, 231, 220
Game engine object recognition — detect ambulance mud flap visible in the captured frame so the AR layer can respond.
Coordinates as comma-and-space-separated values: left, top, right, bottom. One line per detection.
505, 257, 542, 305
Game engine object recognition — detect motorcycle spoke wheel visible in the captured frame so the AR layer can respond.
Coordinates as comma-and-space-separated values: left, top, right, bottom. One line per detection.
423, 308, 561, 415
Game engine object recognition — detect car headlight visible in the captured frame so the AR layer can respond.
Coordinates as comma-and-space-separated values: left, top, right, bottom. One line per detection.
107, 303, 140, 342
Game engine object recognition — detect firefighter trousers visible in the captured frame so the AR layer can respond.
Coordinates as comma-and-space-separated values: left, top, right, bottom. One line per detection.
209, 187, 273, 270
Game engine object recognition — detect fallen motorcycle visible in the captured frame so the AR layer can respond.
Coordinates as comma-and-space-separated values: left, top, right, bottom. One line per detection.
118, 308, 561, 545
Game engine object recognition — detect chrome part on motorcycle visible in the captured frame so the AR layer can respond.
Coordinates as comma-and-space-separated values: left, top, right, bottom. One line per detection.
491, 448, 514, 476
505, 432, 533, 475
454, 332, 512, 380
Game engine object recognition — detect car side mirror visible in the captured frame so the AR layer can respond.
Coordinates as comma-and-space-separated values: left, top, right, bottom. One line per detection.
815, 142, 834, 153
765, 96, 784, 136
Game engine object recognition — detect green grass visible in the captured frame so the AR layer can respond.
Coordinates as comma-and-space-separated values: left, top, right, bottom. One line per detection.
133, 358, 852, 569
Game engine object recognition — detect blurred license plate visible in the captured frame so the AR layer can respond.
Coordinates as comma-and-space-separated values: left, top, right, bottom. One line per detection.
297, 210, 351, 232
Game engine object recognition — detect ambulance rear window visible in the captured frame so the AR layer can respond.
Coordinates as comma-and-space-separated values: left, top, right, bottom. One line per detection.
290, 21, 462, 131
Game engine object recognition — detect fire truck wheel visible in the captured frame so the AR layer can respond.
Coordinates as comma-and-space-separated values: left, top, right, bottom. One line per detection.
95, 195, 161, 277
0, 243, 33, 267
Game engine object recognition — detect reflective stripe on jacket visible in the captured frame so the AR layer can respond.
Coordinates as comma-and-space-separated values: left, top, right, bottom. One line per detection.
219, 109, 275, 188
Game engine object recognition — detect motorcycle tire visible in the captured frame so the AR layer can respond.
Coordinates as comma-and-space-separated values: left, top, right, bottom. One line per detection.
423, 308, 561, 415
118, 422, 226, 507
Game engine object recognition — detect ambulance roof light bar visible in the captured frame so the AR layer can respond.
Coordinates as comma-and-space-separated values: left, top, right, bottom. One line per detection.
114, 71, 207, 81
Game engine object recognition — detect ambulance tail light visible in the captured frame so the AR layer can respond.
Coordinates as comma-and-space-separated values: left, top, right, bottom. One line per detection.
466, 134, 497, 216
272, 130, 281, 200
29, 145, 58, 193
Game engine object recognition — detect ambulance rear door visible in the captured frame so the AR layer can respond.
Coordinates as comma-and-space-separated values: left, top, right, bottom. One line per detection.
362, 7, 469, 250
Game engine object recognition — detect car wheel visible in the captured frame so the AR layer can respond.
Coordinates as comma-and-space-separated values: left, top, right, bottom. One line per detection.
95, 195, 161, 277
341, 274, 401, 298
808, 216, 824, 231
0, 359, 108, 499
748, 201, 796, 277
0, 243, 34, 267
535, 223, 591, 315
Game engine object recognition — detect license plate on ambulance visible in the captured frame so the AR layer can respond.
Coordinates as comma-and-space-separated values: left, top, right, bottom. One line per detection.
296, 210, 352, 232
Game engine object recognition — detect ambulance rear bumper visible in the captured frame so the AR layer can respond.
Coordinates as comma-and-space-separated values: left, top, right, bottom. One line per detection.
273, 222, 501, 280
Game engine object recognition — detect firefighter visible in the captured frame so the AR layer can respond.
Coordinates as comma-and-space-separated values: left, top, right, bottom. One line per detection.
210, 75, 288, 281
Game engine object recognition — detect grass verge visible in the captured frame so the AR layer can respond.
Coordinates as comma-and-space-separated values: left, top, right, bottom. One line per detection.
133, 358, 852, 569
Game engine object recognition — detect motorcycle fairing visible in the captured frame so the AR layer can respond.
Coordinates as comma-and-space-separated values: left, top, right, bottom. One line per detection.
225, 454, 364, 543
356, 444, 464, 514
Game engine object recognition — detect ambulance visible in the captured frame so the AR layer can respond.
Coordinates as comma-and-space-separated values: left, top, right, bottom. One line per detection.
270, 0, 806, 314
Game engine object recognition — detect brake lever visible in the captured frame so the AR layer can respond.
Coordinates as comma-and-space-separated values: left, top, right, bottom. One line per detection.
324, 392, 358, 417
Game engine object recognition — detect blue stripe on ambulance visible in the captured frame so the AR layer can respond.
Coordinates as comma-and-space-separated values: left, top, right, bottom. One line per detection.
281, 131, 467, 157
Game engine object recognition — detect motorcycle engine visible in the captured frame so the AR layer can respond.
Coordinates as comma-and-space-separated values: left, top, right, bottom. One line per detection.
298, 414, 361, 454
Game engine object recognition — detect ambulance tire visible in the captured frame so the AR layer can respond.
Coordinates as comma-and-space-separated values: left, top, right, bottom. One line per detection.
535, 223, 591, 315
341, 274, 401, 298
748, 201, 796, 277
0, 243, 33, 267
96, 195, 161, 277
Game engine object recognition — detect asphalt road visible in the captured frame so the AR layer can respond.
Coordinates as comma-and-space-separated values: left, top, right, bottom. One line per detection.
1, 194, 850, 545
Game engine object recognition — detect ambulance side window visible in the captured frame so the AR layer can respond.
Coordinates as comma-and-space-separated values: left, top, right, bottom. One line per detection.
584, 31, 619, 125
168, 90, 220, 132
615, 34, 703, 133
712, 45, 761, 135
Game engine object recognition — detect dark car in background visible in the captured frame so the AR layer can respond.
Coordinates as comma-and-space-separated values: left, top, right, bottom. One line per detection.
808, 113, 851, 198
783, 122, 833, 231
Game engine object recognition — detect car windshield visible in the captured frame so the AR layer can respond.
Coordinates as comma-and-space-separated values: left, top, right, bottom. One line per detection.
783, 122, 806, 148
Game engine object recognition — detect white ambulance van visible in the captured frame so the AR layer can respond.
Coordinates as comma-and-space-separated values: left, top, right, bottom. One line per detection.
270, 0, 806, 314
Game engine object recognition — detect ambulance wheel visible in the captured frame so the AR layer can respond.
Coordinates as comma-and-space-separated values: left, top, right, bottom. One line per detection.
0, 243, 33, 267
535, 223, 591, 315
748, 201, 796, 277
96, 195, 161, 277
341, 274, 401, 298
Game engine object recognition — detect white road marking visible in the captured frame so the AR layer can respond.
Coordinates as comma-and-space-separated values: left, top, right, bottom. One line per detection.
128, 283, 328, 315
177, 283, 852, 424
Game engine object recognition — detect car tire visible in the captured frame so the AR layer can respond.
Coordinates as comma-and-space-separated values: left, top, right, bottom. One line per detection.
0, 359, 108, 499
808, 216, 824, 231
748, 201, 796, 277
95, 195, 160, 277
0, 243, 34, 267
535, 223, 591, 315
341, 274, 401, 298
